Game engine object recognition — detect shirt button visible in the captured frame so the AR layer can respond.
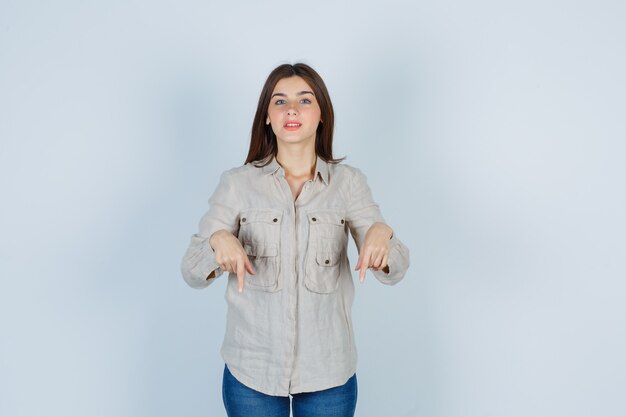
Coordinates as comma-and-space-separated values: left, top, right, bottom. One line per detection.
312, 217, 317, 222
341, 219, 344, 224
273, 218, 278, 222
325, 259, 330, 264
242, 218, 247, 222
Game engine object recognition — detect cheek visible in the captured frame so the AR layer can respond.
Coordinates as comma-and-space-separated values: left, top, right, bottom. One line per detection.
303, 107, 321, 120
267, 109, 281, 123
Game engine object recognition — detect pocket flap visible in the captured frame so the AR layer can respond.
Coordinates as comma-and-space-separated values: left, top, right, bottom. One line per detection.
307, 210, 345, 226
244, 242, 278, 257
315, 250, 340, 266
240, 208, 283, 225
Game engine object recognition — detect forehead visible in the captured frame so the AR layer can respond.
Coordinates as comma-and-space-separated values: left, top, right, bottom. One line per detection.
272, 76, 313, 94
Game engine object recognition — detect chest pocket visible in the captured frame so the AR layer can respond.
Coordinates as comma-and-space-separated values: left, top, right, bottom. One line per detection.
238, 208, 283, 292
304, 209, 347, 294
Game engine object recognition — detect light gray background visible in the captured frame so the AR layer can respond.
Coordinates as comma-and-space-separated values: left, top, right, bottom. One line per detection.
1, 1, 624, 416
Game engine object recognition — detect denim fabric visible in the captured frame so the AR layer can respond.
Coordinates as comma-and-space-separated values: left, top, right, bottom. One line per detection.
222, 364, 357, 417
181, 154, 410, 396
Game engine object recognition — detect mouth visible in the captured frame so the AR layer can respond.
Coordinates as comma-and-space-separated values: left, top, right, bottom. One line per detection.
284, 122, 302, 131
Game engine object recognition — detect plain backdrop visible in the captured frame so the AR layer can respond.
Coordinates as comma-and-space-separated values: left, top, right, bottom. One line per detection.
1, 1, 625, 416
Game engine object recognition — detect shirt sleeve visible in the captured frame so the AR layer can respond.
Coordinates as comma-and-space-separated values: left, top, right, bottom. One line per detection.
180, 170, 241, 289
345, 166, 410, 286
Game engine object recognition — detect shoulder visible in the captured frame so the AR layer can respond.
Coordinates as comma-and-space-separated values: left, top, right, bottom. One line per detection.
217, 162, 258, 181
333, 162, 360, 175
330, 161, 368, 183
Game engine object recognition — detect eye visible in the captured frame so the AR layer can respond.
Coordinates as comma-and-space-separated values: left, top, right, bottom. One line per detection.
274, 99, 285, 105
301, 98, 312, 104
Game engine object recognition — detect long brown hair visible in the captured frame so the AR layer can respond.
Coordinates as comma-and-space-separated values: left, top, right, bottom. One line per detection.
244, 63, 346, 167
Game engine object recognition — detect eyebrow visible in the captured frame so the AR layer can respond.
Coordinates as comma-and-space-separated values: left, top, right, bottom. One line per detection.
271, 90, 315, 99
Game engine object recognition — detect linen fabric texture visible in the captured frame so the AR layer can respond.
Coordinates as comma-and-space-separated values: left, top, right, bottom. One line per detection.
180, 154, 410, 396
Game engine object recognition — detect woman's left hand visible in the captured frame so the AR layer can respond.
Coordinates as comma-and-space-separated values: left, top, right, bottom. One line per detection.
355, 222, 393, 282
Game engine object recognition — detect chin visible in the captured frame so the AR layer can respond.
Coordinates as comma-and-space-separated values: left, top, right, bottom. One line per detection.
278, 135, 315, 145
278, 137, 304, 145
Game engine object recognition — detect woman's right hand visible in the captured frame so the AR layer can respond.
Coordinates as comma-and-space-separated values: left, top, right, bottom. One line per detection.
209, 230, 256, 292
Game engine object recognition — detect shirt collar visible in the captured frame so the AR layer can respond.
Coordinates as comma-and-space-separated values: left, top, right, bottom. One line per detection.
261, 154, 329, 185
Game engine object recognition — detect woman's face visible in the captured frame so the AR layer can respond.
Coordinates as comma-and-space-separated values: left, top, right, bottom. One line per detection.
266, 76, 322, 148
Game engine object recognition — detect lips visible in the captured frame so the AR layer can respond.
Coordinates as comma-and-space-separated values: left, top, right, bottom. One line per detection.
284, 121, 302, 130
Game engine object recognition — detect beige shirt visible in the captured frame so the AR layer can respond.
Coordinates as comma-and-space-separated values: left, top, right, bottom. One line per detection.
180, 154, 410, 396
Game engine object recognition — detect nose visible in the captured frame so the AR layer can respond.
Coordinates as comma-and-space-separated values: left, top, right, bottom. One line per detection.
287, 104, 298, 115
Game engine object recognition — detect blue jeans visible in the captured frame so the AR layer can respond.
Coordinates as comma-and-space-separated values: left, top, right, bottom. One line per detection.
222, 364, 358, 417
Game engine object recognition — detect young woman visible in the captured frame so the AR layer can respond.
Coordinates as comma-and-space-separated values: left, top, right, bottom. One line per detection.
181, 62, 410, 417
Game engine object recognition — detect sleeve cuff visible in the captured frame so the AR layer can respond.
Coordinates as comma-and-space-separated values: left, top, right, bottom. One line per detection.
372, 234, 409, 285
181, 235, 225, 289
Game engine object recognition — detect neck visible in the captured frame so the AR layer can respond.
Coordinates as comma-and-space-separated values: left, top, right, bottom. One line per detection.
275, 146, 316, 180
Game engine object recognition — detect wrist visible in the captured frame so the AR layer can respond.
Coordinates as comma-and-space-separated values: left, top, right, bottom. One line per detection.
372, 222, 394, 240
209, 229, 230, 249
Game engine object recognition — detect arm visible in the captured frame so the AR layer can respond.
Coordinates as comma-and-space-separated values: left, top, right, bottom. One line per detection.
180, 170, 240, 289
345, 167, 410, 286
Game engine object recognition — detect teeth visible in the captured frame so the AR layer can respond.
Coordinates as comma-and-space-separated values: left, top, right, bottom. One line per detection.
286, 123, 301, 126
